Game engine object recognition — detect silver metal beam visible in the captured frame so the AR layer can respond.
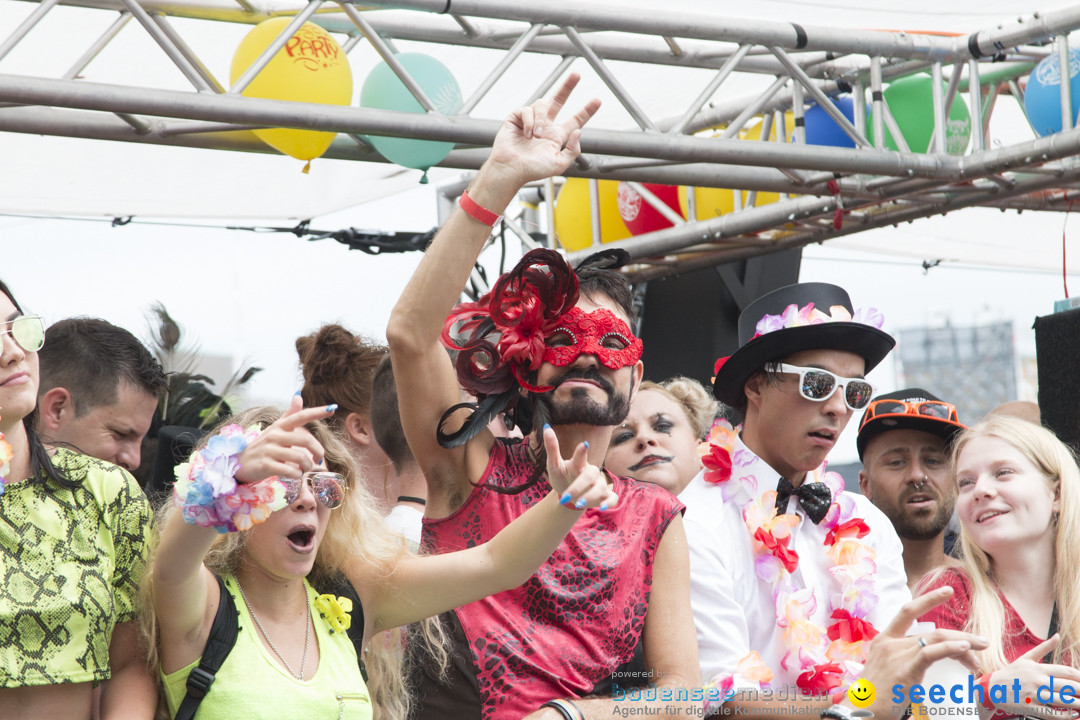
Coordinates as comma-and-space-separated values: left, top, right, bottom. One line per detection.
562, 25, 658, 133
229, 2, 324, 94
622, 167, 1080, 281
148, 11, 225, 93
669, 44, 751, 136
338, 2, 439, 112
0, 73, 975, 178
460, 22, 543, 113
360, 0, 1080, 64
769, 45, 869, 147
117, 0, 216, 92
0, 0, 60, 62
62, 10, 132, 80
5, 0, 1080, 283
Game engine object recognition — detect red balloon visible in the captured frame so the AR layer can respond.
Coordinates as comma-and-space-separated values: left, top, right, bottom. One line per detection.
616, 182, 684, 235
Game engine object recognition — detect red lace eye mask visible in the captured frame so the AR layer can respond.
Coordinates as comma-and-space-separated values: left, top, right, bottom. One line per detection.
541, 307, 643, 370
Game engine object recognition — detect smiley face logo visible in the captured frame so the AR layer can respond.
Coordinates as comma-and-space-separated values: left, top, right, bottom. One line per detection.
848, 679, 876, 708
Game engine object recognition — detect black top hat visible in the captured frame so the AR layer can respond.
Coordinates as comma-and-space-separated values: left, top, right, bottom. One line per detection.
712, 282, 895, 405
856, 388, 967, 460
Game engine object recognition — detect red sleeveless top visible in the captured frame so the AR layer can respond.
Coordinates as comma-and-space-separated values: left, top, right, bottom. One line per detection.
416, 438, 683, 720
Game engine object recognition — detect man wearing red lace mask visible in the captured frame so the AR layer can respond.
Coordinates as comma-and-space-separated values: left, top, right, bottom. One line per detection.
387, 75, 699, 720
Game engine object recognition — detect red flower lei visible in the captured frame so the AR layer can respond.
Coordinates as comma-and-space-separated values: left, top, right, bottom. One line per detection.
697, 423, 882, 697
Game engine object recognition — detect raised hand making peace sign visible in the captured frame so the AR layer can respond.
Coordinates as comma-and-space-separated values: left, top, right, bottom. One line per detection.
479, 73, 601, 203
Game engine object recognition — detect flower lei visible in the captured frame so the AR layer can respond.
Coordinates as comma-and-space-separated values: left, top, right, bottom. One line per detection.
715, 303, 885, 376
315, 593, 353, 634
173, 424, 289, 533
753, 302, 884, 340
698, 420, 880, 699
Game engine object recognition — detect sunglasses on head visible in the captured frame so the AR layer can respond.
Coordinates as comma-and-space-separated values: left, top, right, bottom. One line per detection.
2, 315, 45, 354
283, 471, 346, 509
776, 363, 874, 410
860, 398, 958, 431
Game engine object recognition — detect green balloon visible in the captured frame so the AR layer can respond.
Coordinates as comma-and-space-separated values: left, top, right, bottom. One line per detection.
360, 53, 462, 171
868, 75, 971, 155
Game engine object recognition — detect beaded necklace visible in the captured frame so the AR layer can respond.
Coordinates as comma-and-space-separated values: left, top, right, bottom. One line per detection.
236, 577, 312, 681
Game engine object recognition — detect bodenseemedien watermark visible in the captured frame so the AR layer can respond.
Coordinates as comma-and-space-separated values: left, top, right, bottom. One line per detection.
611, 684, 714, 717
610, 675, 1080, 719
610, 683, 833, 717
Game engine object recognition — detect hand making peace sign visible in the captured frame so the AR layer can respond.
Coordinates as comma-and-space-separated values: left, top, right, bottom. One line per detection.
486, 73, 602, 189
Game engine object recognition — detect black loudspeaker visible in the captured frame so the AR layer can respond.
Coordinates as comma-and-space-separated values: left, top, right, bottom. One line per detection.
639, 249, 803, 388
1034, 308, 1080, 449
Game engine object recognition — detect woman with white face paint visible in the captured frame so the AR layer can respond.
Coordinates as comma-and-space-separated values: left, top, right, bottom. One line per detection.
605, 377, 719, 496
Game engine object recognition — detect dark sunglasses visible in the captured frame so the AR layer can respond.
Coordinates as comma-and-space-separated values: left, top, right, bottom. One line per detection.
283, 471, 346, 509
776, 363, 874, 411
860, 398, 959, 432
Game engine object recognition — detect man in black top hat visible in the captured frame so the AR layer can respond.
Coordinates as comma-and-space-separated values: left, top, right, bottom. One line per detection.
857, 389, 967, 592
682, 282, 918, 717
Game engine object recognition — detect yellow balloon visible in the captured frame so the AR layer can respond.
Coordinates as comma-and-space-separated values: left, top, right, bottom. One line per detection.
678, 113, 797, 218
231, 18, 353, 163
677, 185, 734, 221
553, 178, 631, 252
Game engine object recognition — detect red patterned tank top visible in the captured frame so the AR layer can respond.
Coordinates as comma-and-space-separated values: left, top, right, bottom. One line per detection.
416, 438, 683, 720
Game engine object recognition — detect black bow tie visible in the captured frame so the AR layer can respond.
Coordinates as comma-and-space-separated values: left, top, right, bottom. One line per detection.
774, 476, 832, 524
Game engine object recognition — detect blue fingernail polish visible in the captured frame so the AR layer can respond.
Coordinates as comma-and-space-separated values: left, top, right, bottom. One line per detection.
326, 404, 338, 413
295, 390, 303, 396
559, 492, 571, 505
600, 502, 609, 512
574, 498, 587, 510
544, 423, 551, 431
583, 440, 589, 449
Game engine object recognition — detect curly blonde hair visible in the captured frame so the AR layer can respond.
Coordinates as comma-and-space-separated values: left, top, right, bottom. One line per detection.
141, 407, 446, 720
639, 376, 721, 440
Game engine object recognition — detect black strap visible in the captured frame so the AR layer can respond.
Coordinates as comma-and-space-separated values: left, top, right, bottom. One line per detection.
967, 33, 985, 59
1043, 603, 1060, 663
791, 23, 808, 49
396, 496, 426, 506
175, 575, 239, 720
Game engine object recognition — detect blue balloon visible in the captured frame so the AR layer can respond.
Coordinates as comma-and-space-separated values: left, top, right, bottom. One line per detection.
804, 95, 860, 148
1024, 49, 1080, 138
360, 53, 462, 171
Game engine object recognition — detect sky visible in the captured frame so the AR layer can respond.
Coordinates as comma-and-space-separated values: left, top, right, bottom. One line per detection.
4, 0, 1080, 464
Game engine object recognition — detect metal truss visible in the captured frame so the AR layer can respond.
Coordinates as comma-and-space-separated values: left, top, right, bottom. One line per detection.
3, 0, 1080, 281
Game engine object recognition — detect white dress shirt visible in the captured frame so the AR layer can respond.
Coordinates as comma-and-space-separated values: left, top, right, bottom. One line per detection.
680, 436, 911, 691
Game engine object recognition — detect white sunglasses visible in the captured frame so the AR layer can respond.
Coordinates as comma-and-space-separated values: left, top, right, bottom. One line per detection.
776, 363, 874, 410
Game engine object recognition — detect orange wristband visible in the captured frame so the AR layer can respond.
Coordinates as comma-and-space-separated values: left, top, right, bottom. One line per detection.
459, 189, 502, 226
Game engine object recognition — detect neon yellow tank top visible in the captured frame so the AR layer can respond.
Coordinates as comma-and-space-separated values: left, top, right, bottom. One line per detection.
162, 574, 371, 720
